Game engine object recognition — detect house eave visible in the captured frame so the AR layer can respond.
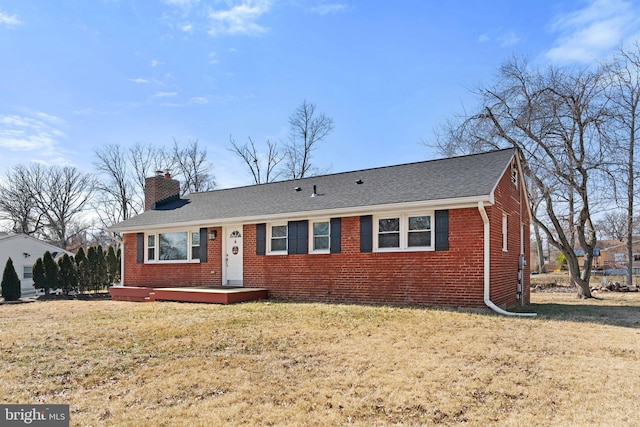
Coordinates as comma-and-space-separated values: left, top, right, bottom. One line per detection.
109, 195, 492, 233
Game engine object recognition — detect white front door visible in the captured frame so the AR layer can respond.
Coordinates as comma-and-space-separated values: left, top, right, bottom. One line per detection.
224, 226, 243, 286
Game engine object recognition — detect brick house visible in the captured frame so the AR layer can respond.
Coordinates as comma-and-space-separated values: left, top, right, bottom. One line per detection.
110, 149, 531, 311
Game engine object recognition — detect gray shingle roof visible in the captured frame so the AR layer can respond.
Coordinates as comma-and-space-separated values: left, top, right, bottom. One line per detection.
111, 149, 516, 231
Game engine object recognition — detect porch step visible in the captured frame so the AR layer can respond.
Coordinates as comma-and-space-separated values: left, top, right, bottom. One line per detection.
152, 287, 268, 304
109, 286, 267, 304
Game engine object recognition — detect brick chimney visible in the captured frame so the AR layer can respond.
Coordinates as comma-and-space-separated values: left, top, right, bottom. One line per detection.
144, 171, 180, 211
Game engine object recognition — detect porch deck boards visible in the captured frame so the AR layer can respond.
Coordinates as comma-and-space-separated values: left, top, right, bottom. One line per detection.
110, 286, 268, 304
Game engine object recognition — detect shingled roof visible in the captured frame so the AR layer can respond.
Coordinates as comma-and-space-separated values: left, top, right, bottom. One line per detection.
111, 148, 516, 231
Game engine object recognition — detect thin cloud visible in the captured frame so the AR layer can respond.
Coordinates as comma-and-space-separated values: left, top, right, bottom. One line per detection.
129, 78, 150, 84
163, 0, 200, 6
0, 10, 22, 27
478, 33, 490, 43
189, 97, 208, 104
150, 59, 161, 67
0, 112, 63, 154
153, 91, 178, 98
311, 3, 350, 15
207, 0, 272, 36
498, 31, 520, 47
545, 0, 640, 63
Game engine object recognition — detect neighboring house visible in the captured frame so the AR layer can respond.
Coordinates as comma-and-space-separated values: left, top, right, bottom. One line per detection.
110, 149, 531, 311
585, 239, 640, 271
0, 234, 73, 297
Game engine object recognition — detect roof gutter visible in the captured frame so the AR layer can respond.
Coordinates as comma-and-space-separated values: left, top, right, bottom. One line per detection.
478, 201, 536, 317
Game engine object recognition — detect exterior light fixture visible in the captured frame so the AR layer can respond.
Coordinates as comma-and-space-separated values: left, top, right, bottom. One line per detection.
208, 230, 217, 240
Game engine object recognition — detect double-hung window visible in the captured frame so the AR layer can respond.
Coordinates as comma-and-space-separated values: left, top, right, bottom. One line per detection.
408, 216, 431, 247
147, 235, 156, 260
191, 231, 201, 260
375, 213, 433, 251
311, 220, 330, 253
269, 224, 287, 254
378, 218, 400, 248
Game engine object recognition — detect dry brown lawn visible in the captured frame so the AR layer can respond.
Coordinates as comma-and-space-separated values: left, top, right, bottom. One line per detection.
1, 292, 639, 426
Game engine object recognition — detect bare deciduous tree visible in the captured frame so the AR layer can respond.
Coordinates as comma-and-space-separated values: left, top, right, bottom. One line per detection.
285, 100, 334, 179
129, 142, 172, 196
94, 144, 140, 227
229, 136, 283, 184
0, 165, 45, 235
596, 210, 637, 241
34, 165, 95, 248
171, 139, 216, 195
434, 58, 610, 298
604, 44, 640, 285
3, 164, 95, 248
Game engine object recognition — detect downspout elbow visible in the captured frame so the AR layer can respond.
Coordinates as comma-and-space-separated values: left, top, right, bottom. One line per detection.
478, 201, 536, 317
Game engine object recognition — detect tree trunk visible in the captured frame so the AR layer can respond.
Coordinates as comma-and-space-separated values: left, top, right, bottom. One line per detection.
574, 280, 592, 298
626, 114, 635, 288
534, 222, 546, 273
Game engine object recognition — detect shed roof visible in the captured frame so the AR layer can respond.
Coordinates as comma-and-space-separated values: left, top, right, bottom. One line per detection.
111, 148, 516, 231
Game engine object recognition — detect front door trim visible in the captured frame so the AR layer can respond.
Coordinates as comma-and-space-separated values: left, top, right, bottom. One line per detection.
223, 225, 244, 286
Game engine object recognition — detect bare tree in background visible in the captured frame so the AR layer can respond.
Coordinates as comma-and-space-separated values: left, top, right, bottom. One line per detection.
285, 100, 334, 179
94, 144, 139, 226
129, 142, 173, 196
172, 139, 216, 195
93, 140, 214, 232
93, 142, 170, 235
0, 165, 45, 235
229, 136, 283, 184
596, 210, 636, 241
604, 44, 640, 285
5, 164, 95, 248
433, 58, 610, 298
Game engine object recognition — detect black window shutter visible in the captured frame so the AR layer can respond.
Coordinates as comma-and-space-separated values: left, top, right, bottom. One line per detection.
199, 228, 208, 262
288, 220, 308, 255
256, 223, 266, 256
435, 210, 449, 251
360, 215, 373, 253
330, 217, 341, 254
136, 233, 144, 263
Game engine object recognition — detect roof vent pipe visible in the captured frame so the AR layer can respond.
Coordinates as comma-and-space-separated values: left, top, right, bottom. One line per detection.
311, 185, 318, 197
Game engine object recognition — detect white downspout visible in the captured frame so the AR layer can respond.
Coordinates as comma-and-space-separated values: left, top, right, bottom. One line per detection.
118, 240, 125, 287
478, 201, 536, 317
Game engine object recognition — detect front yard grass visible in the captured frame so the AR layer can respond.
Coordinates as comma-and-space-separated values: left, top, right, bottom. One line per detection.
1, 293, 639, 426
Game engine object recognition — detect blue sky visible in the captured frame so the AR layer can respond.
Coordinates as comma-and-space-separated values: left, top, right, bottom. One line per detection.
2, 0, 640, 189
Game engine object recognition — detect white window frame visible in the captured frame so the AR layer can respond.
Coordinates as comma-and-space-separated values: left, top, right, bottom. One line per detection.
267, 223, 288, 255
23, 265, 33, 280
502, 213, 508, 252
191, 231, 201, 260
373, 211, 434, 252
309, 219, 331, 254
145, 229, 202, 263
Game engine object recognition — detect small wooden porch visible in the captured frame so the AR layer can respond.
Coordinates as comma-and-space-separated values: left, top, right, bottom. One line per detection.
110, 286, 268, 304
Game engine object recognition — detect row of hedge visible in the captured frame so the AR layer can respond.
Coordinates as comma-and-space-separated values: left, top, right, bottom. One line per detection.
1, 246, 121, 300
